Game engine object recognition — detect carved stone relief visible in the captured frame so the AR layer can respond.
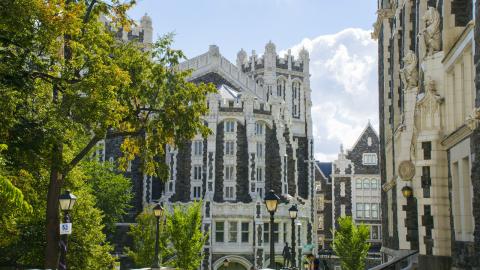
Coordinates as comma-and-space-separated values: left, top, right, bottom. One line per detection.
420, 6, 441, 57
400, 50, 419, 90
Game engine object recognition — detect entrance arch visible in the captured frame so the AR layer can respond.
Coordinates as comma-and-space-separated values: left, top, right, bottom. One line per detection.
213, 255, 252, 270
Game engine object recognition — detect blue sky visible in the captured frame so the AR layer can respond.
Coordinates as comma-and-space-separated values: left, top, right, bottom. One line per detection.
129, 1, 379, 161
129, 0, 377, 60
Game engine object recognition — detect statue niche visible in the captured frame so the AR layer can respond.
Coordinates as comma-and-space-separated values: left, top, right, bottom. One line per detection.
400, 50, 418, 90
419, 6, 441, 57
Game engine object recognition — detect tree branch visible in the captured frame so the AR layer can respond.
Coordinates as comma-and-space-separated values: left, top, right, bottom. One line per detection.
64, 135, 101, 175
83, 0, 97, 24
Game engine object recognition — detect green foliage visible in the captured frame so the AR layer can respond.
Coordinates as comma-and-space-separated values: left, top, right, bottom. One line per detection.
126, 206, 172, 267
82, 161, 133, 235
1, 0, 215, 267
332, 216, 371, 270
127, 201, 207, 270
167, 201, 207, 270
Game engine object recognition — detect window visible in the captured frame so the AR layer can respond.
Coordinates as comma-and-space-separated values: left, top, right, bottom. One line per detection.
365, 203, 371, 218
372, 204, 379, 219
193, 165, 202, 180
422, 141, 432, 160
208, 181, 213, 192
225, 141, 235, 156
356, 203, 364, 218
371, 179, 378, 189
229, 221, 238, 242
168, 181, 173, 192
225, 186, 235, 200
371, 225, 380, 240
292, 82, 300, 98
256, 187, 264, 198
283, 222, 287, 243
193, 186, 202, 199
263, 223, 279, 243
241, 222, 249, 242
340, 182, 345, 196
225, 165, 235, 180
341, 205, 346, 217
362, 153, 377, 165
193, 140, 203, 156
367, 137, 372, 146
225, 120, 235, 133
256, 167, 263, 182
215, 222, 224, 242
255, 122, 264, 135
356, 179, 362, 189
363, 179, 370, 189
277, 79, 285, 97
256, 142, 264, 158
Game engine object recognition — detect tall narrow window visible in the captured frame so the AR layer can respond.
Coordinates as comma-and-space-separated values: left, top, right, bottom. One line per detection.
225, 141, 235, 156
241, 222, 249, 242
255, 122, 264, 135
229, 221, 238, 242
372, 204, 379, 219
193, 185, 202, 200
216, 222, 224, 242
363, 179, 370, 189
225, 165, 235, 180
193, 140, 203, 156
356, 179, 362, 189
356, 203, 364, 218
422, 141, 432, 160
225, 120, 235, 133
225, 186, 235, 200
365, 203, 371, 218
256, 167, 263, 182
256, 142, 264, 158
193, 165, 202, 180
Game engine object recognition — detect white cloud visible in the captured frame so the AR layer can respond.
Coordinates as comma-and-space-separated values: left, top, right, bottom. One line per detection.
282, 28, 378, 161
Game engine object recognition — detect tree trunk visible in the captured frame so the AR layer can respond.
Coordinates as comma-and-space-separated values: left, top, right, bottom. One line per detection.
44, 143, 63, 269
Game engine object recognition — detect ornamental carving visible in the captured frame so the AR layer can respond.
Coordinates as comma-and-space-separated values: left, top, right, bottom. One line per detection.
465, 107, 480, 130
398, 160, 415, 181
400, 51, 418, 90
420, 7, 441, 57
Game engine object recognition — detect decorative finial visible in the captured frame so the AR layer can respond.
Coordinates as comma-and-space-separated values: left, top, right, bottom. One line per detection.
340, 144, 344, 154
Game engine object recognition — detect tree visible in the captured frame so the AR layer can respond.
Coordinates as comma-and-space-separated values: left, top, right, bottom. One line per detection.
0, 0, 215, 267
126, 206, 172, 267
83, 161, 133, 235
167, 201, 207, 270
127, 201, 207, 270
332, 216, 371, 270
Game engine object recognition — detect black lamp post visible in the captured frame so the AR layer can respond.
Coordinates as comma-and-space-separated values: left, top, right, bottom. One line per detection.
58, 190, 77, 270
264, 190, 280, 268
289, 204, 298, 269
152, 203, 164, 270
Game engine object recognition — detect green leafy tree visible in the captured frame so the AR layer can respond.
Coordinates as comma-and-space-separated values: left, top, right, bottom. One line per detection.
83, 161, 133, 235
126, 206, 171, 267
167, 201, 207, 270
332, 216, 371, 270
0, 0, 215, 267
127, 201, 207, 270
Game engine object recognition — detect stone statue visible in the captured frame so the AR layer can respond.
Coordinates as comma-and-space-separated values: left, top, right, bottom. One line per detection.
400, 50, 418, 90
420, 6, 441, 57
282, 242, 291, 267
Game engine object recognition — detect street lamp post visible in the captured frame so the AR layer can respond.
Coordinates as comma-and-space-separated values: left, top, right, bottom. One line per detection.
288, 204, 298, 269
152, 203, 164, 270
264, 190, 280, 269
58, 190, 77, 270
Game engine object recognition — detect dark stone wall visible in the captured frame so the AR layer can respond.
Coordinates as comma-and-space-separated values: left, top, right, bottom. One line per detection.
285, 130, 296, 196
236, 122, 251, 203
296, 136, 309, 199
315, 166, 333, 249
418, 255, 451, 270
265, 123, 282, 194
451, 0, 473, 26
214, 123, 225, 202
333, 176, 352, 228
171, 142, 191, 202
346, 125, 380, 175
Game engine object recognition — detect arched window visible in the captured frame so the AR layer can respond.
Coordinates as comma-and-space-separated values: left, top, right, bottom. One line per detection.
292, 81, 301, 117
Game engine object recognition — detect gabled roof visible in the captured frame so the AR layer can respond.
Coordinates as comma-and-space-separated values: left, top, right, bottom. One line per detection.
316, 161, 332, 181
349, 121, 379, 152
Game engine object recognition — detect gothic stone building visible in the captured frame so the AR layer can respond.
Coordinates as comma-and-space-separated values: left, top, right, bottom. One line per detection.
106, 42, 317, 269
372, 0, 480, 269
316, 124, 382, 269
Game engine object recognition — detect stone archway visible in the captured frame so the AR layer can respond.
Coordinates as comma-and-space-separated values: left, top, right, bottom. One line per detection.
213, 255, 252, 270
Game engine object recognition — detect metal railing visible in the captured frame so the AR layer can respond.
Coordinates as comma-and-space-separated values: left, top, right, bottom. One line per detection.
368, 250, 418, 270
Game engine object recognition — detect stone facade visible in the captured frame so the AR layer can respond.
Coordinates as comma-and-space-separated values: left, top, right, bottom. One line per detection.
315, 124, 382, 269
104, 42, 316, 269
373, 0, 479, 268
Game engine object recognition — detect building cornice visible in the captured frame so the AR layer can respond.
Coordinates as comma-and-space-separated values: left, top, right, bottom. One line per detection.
442, 21, 474, 69
441, 124, 473, 149
372, 8, 394, 40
